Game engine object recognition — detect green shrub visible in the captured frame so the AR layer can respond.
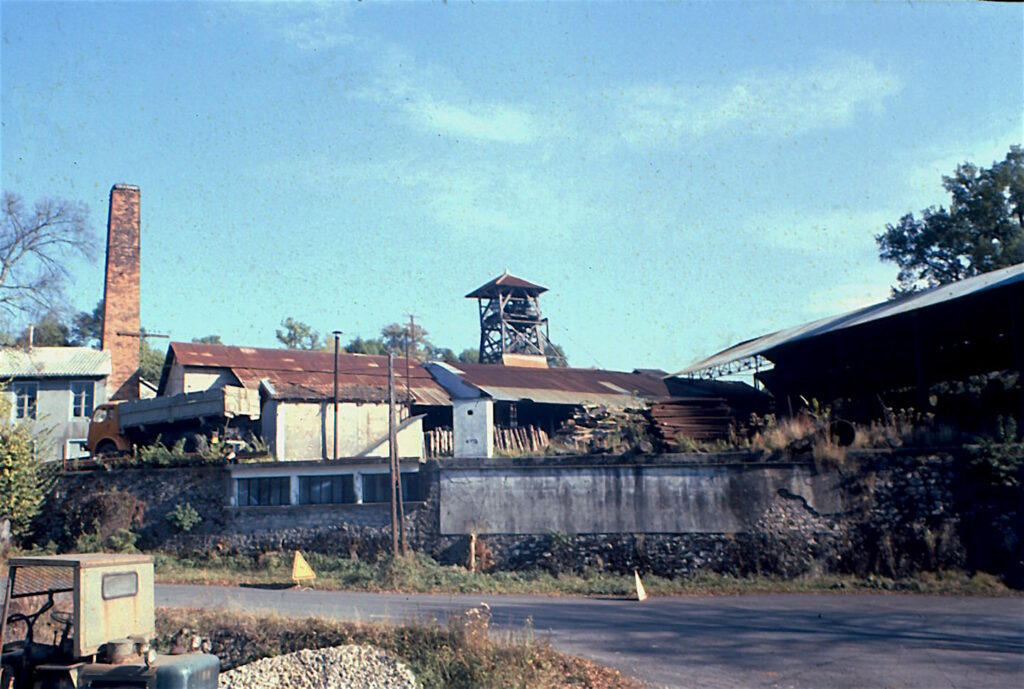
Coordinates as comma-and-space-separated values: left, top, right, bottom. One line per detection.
108, 528, 139, 552
0, 388, 54, 540
166, 502, 202, 532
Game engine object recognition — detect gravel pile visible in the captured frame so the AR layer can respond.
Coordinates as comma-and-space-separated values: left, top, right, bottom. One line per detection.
218, 645, 419, 689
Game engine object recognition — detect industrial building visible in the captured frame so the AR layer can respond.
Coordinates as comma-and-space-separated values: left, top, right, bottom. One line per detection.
0, 347, 111, 461
675, 262, 1024, 423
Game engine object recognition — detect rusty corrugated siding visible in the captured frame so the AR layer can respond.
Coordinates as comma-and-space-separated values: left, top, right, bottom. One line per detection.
166, 343, 449, 405
444, 362, 672, 401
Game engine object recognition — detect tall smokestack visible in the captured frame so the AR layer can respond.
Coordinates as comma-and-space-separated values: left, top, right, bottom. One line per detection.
101, 184, 141, 400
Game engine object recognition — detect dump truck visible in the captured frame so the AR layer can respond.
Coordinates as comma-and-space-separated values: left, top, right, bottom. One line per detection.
1, 553, 219, 689
87, 385, 261, 457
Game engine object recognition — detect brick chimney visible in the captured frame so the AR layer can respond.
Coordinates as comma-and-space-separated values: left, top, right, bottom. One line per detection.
101, 184, 141, 400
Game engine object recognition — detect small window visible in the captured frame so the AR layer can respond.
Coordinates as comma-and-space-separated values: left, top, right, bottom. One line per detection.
92, 407, 108, 423
236, 477, 291, 506
102, 571, 138, 600
70, 381, 94, 418
299, 475, 355, 505
12, 382, 38, 420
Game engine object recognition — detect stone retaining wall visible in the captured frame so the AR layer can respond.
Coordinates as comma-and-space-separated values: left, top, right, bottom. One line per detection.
35, 450, 1019, 583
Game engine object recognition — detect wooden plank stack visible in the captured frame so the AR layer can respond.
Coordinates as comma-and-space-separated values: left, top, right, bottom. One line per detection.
645, 397, 732, 445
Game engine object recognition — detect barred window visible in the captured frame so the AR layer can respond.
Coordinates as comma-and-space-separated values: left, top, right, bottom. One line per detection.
299, 475, 355, 505
236, 477, 291, 506
71, 381, 94, 418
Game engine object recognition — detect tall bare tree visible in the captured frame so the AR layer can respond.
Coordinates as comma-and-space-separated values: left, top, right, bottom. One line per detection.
1, 192, 96, 319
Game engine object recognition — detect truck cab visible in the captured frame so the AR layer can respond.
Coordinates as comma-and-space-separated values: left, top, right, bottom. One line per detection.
87, 404, 130, 456
1, 553, 219, 689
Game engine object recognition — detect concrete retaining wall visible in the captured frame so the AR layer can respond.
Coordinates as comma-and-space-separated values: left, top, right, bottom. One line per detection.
439, 460, 842, 535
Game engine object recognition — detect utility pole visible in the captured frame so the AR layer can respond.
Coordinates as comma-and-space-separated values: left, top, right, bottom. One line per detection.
388, 353, 399, 556
332, 331, 342, 461
404, 314, 416, 404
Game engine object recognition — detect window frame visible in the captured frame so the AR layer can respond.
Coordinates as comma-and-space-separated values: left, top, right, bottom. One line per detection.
12, 381, 39, 420
298, 474, 356, 505
361, 472, 420, 503
69, 380, 95, 419
235, 476, 291, 506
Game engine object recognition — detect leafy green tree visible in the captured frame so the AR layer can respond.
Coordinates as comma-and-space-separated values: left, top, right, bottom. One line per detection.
276, 317, 323, 350
877, 145, 1024, 294
0, 388, 52, 539
192, 335, 222, 345
458, 348, 479, 364
431, 347, 458, 363
139, 337, 165, 383
381, 322, 433, 360
15, 310, 72, 346
71, 299, 104, 347
344, 336, 387, 355
546, 342, 569, 368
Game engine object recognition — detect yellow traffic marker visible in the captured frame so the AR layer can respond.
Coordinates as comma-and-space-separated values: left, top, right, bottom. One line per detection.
634, 569, 648, 601
292, 551, 316, 584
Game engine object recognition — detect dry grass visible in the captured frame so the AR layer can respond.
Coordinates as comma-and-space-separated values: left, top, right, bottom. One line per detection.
156, 607, 644, 689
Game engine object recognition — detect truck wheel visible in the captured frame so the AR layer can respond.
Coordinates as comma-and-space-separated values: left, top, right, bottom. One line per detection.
95, 440, 119, 457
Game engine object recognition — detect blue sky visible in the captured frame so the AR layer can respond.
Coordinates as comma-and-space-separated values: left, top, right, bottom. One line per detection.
2, 1, 1021, 372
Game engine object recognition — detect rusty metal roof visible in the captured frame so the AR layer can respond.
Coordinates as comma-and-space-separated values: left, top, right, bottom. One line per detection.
466, 270, 548, 298
674, 261, 1024, 378
426, 361, 672, 406
0, 347, 111, 378
164, 343, 450, 405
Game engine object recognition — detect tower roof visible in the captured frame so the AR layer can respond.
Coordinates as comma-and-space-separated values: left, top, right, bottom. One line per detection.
466, 270, 548, 298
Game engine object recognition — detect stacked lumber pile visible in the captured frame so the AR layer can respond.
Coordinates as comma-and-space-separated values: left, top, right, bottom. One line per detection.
493, 424, 549, 454
646, 397, 732, 445
424, 427, 454, 457
551, 405, 652, 454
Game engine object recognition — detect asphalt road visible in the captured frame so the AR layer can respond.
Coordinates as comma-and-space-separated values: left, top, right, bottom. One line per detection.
157, 584, 1024, 689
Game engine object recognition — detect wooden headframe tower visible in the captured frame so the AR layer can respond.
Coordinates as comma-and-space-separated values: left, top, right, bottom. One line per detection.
467, 270, 553, 366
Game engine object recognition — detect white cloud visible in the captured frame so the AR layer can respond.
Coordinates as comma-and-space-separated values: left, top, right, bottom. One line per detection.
616, 55, 902, 146
409, 99, 538, 144
212, 2, 357, 53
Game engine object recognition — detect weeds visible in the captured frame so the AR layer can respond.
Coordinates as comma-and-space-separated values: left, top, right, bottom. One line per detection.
149, 550, 1018, 597
155, 608, 643, 689
166, 502, 203, 532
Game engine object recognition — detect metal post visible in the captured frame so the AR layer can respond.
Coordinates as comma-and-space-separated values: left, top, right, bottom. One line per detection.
332, 331, 342, 461
388, 354, 399, 556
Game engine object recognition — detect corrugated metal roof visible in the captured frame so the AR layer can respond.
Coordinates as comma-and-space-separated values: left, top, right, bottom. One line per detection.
674, 261, 1024, 376
0, 347, 111, 378
466, 270, 548, 298
428, 361, 672, 406
166, 343, 450, 405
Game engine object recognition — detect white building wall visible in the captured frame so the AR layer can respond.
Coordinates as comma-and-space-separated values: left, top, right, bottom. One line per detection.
274, 400, 423, 461
453, 398, 493, 458
6, 377, 107, 461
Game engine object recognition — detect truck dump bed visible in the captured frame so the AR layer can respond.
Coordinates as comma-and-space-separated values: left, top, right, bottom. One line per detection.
116, 386, 260, 430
